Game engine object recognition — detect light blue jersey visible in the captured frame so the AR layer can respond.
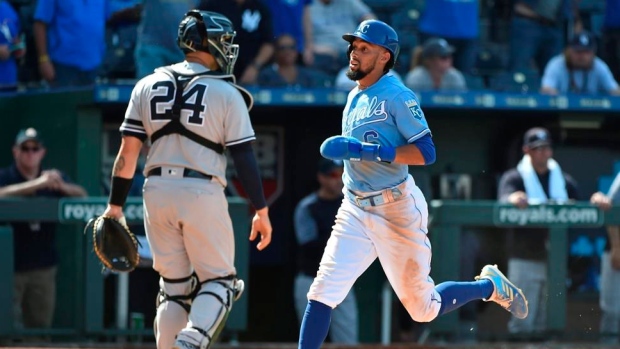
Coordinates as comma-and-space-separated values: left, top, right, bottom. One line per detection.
342, 73, 431, 192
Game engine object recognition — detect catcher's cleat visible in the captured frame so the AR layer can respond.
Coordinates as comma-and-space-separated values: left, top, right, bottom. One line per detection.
475, 264, 528, 319
233, 279, 245, 302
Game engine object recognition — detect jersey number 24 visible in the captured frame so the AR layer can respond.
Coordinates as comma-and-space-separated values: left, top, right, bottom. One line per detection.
150, 81, 207, 125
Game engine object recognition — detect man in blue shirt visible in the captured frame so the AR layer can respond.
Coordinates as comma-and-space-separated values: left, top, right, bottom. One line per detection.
33, 0, 112, 87
540, 31, 620, 95
418, 0, 478, 74
509, 0, 581, 73
0, 128, 86, 333
263, 0, 313, 66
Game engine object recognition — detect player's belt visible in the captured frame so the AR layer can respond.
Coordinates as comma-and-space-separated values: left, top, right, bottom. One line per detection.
148, 167, 213, 181
347, 187, 403, 208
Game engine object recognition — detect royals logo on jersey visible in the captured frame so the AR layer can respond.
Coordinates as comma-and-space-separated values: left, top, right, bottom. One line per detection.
406, 99, 423, 120
343, 95, 389, 135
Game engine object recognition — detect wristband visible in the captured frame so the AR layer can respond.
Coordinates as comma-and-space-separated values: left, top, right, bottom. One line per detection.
38, 54, 50, 64
108, 176, 133, 207
378, 145, 396, 162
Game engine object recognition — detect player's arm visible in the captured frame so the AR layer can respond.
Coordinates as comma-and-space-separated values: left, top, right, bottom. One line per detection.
228, 141, 272, 250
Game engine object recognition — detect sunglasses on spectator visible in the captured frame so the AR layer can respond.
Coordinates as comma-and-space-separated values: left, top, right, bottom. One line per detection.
278, 45, 297, 51
20, 145, 41, 152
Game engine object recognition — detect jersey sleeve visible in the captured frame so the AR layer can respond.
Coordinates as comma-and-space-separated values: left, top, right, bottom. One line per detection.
224, 90, 256, 146
391, 90, 431, 143
120, 80, 148, 141
34, 0, 55, 23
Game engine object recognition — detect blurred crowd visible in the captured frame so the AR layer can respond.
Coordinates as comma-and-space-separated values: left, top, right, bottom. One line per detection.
1, 0, 619, 95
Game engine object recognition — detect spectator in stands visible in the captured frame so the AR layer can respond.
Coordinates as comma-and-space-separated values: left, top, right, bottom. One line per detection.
33, 0, 114, 87
0, 128, 87, 335
590, 174, 619, 344
497, 127, 607, 336
0, 0, 25, 92
417, 0, 479, 74
257, 34, 331, 88
308, 0, 375, 76
294, 158, 358, 344
334, 66, 402, 91
199, 0, 274, 85
263, 0, 314, 66
540, 31, 620, 95
404, 38, 467, 92
601, 0, 620, 83
509, 0, 582, 73
108, 0, 195, 79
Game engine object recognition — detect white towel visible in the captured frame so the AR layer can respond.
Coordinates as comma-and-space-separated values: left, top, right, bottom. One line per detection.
516, 154, 568, 204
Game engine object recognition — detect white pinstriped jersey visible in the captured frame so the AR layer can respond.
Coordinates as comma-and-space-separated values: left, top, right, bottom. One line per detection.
120, 61, 255, 187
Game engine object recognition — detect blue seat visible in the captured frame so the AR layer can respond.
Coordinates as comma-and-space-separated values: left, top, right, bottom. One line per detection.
365, 0, 409, 22
578, 0, 605, 12
472, 47, 506, 77
463, 74, 486, 91
391, 9, 420, 75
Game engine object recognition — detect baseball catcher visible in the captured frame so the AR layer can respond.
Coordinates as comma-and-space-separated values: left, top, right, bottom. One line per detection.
85, 215, 140, 272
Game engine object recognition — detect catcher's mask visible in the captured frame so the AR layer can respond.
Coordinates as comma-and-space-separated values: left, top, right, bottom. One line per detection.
177, 10, 239, 75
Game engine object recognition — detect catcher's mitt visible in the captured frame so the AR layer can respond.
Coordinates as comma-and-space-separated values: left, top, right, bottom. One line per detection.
85, 216, 140, 272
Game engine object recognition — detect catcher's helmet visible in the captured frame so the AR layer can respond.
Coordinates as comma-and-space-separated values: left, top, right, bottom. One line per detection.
342, 19, 400, 69
177, 10, 239, 75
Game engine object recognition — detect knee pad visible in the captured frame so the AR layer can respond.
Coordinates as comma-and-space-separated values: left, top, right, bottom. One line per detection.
178, 275, 244, 349
154, 273, 199, 338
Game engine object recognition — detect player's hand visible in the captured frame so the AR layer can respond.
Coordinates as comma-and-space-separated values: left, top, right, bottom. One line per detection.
591, 191, 612, 211
250, 207, 272, 251
102, 205, 127, 227
320, 136, 395, 162
39, 61, 55, 82
508, 191, 528, 209
320, 136, 363, 161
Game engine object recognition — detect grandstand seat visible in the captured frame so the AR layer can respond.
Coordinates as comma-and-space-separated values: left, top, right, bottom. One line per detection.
488, 70, 541, 93
578, 0, 605, 12
462, 74, 486, 91
365, 0, 409, 22
472, 46, 506, 77
391, 8, 421, 75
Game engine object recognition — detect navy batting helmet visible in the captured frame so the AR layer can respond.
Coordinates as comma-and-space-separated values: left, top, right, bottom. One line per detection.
342, 19, 400, 69
177, 10, 239, 75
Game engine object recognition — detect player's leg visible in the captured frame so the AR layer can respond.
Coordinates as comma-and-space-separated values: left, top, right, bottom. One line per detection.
174, 179, 240, 349
371, 178, 523, 322
506, 258, 543, 333
329, 288, 359, 344
300, 201, 377, 349
294, 273, 314, 327
143, 178, 193, 349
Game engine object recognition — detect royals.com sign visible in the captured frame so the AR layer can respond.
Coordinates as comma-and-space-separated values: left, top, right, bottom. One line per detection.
493, 204, 603, 227
58, 198, 144, 223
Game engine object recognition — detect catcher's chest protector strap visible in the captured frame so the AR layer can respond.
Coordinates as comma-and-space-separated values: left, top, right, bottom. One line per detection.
150, 67, 228, 154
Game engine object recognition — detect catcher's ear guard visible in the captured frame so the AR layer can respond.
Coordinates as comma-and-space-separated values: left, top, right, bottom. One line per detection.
85, 216, 140, 272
